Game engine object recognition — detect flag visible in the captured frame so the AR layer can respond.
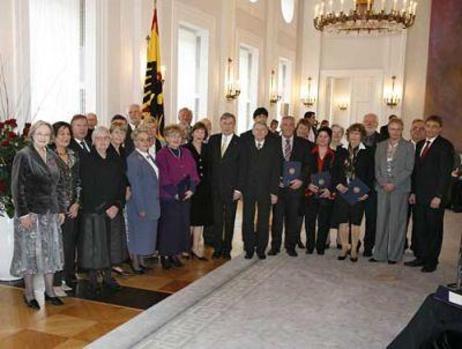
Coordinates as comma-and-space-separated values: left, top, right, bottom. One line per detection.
142, 2, 164, 135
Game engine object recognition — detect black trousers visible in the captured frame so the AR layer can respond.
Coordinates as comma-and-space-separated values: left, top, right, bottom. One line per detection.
55, 216, 78, 285
212, 193, 237, 254
363, 190, 377, 253
305, 198, 333, 253
271, 189, 301, 251
414, 204, 445, 268
242, 193, 271, 255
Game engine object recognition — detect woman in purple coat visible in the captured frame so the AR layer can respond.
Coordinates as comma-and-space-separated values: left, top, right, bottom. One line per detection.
156, 125, 200, 269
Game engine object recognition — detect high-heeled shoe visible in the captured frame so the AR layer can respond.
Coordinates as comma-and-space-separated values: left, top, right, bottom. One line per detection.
161, 256, 172, 270
44, 292, 64, 306
129, 264, 144, 275
337, 254, 347, 261
23, 295, 40, 310
191, 252, 208, 261
350, 256, 358, 263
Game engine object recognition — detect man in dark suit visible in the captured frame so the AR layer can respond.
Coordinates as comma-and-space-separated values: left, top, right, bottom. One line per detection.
405, 115, 454, 272
125, 104, 144, 155
240, 107, 277, 142
85, 112, 98, 144
238, 121, 282, 259
269, 116, 313, 257
207, 113, 241, 259
361, 112, 381, 257
68, 114, 91, 156
379, 114, 398, 141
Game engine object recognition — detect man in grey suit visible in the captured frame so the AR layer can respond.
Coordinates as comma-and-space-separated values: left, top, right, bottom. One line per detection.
371, 118, 415, 263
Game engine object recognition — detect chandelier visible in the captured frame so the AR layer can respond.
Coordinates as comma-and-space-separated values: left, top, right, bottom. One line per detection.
313, 0, 418, 34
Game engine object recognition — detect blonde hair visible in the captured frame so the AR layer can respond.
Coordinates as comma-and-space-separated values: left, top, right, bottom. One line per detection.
163, 124, 183, 138
131, 127, 150, 141
29, 120, 53, 143
110, 120, 128, 134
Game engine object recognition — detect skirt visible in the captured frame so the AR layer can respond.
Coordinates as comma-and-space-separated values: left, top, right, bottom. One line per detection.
78, 213, 111, 270
10, 212, 64, 276
110, 210, 129, 264
333, 195, 365, 226
157, 199, 190, 256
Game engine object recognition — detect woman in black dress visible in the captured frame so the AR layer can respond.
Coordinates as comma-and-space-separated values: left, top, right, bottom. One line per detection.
79, 126, 125, 293
107, 121, 129, 275
333, 123, 374, 262
183, 122, 212, 260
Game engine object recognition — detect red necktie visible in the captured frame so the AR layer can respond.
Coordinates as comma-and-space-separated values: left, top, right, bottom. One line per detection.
420, 140, 431, 158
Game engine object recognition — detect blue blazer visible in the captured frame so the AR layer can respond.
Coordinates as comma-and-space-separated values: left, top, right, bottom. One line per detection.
126, 150, 160, 220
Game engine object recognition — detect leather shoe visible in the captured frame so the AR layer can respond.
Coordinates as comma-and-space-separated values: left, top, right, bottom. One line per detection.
388, 261, 397, 265
44, 293, 64, 306
212, 251, 221, 259
316, 249, 325, 255
305, 248, 314, 255
286, 249, 298, 257
369, 258, 379, 263
222, 253, 232, 260
244, 251, 254, 259
404, 259, 424, 267
24, 295, 40, 310
257, 253, 266, 260
350, 256, 358, 263
337, 254, 347, 261
171, 256, 184, 267
268, 249, 279, 256
421, 265, 437, 273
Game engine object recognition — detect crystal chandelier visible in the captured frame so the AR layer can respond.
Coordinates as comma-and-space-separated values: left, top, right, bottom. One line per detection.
313, 0, 418, 34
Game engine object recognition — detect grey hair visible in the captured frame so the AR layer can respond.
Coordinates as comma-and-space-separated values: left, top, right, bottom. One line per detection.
91, 126, 110, 143
28, 120, 53, 143
331, 124, 345, 135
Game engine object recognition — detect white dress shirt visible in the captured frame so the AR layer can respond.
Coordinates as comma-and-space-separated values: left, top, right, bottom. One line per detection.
420, 136, 437, 157
255, 139, 265, 149
221, 133, 233, 155
75, 138, 90, 152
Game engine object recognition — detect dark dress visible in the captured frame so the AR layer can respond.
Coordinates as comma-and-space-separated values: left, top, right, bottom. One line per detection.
156, 147, 200, 256
78, 148, 125, 270
106, 144, 129, 265
183, 142, 212, 226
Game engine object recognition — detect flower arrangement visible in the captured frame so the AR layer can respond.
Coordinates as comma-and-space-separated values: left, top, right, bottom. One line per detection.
0, 118, 27, 218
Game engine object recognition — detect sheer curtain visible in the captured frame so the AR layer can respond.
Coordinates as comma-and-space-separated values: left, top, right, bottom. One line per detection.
29, 0, 81, 123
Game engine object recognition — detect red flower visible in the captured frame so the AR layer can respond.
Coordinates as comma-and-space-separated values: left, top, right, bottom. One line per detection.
0, 180, 6, 194
7, 131, 17, 140
5, 119, 17, 127
0, 122, 4, 130
1, 140, 10, 147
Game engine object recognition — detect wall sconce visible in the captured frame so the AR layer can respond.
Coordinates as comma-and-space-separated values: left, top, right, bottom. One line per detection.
269, 69, 281, 104
338, 103, 348, 111
301, 77, 316, 107
225, 58, 240, 101
384, 76, 401, 107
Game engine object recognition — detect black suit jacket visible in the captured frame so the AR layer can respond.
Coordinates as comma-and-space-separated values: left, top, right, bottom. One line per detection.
237, 135, 282, 198
379, 125, 389, 141
207, 133, 241, 200
277, 136, 314, 195
240, 129, 278, 142
69, 138, 91, 158
334, 146, 375, 190
412, 136, 454, 205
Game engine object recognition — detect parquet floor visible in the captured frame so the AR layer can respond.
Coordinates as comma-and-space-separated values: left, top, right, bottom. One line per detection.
0, 247, 233, 349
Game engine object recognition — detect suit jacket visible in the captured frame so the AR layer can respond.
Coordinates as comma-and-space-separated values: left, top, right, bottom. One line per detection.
207, 133, 240, 200
69, 138, 91, 158
364, 131, 381, 149
375, 138, 415, 193
240, 129, 278, 142
126, 150, 160, 220
277, 135, 313, 195
334, 144, 375, 190
412, 136, 454, 205
379, 125, 389, 141
237, 135, 282, 198
124, 125, 135, 155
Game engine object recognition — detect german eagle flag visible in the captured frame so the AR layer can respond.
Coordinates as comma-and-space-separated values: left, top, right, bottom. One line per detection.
142, 2, 164, 135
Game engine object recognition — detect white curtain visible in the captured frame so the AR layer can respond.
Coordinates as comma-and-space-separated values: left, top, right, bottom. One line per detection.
29, 0, 81, 123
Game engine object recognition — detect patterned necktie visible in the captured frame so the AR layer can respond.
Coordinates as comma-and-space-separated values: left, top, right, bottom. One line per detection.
80, 140, 90, 153
420, 140, 431, 158
284, 138, 292, 161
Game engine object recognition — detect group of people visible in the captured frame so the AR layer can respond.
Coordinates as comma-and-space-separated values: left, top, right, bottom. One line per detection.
10, 104, 457, 311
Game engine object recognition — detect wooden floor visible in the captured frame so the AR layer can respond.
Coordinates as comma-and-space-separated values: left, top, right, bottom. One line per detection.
0, 247, 232, 349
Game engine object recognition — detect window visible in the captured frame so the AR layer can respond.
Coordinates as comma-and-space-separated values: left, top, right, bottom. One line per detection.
281, 0, 295, 23
237, 45, 259, 134
29, 0, 88, 123
177, 24, 209, 122
278, 58, 292, 118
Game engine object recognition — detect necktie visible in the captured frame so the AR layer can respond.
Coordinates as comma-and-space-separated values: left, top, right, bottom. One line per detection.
420, 140, 431, 158
80, 140, 90, 153
221, 135, 227, 157
147, 154, 156, 163
257, 142, 262, 150
284, 138, 292, 161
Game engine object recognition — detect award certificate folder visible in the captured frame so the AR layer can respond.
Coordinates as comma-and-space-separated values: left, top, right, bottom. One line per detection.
283, 161, 301, 187
340, 178, 370, 206
177, 175, 191, 200
311, 171, 331, 191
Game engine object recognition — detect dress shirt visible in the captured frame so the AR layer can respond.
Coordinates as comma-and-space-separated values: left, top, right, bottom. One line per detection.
420, 136, 437, 157
75, 138, 90, 153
